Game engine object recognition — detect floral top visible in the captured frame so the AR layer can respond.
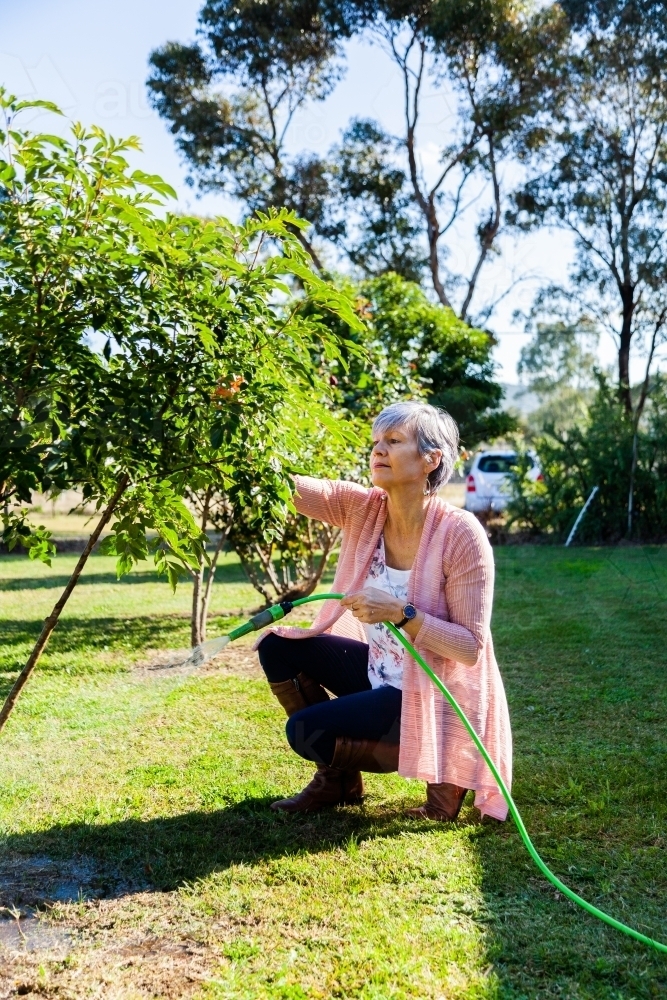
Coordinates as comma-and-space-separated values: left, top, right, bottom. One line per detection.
362, 533, 411, 691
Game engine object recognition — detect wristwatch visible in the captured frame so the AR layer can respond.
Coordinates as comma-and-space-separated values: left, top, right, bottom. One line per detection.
395, 603, 417, 629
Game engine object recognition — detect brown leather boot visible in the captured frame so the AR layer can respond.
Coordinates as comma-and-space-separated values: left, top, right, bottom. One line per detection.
331, 736, 400, 774
268, 673, 362, 812
270, 766, 364, 812
406, 782, 468, 821
269, 672, 330, 717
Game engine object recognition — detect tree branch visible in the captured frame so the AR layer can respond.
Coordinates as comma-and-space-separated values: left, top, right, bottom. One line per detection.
0, 474, 130, 734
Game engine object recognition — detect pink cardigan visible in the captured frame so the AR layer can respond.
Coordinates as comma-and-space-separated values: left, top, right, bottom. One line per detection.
254, 476, 512, 820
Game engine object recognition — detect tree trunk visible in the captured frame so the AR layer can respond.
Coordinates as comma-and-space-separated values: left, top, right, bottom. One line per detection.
290, 226, 324, 272
198, 523, 231, 642
405, 120, 451, 309
239, 525, 341, 608
191, 558, 205, 647
0, 474, 130, 735
627, 427, 639, 537
426, 209, 450, 309
459, 133, 501, 322
618, 286, 634, 414
190, 488, 212, 647
625, 308, 663, 537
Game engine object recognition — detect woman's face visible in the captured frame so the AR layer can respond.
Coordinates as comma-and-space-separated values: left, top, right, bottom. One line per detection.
370, 423, 441, 490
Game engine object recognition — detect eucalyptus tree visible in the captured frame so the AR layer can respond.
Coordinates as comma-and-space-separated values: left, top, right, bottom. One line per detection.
147, 0, 364, 267
517, 319, 600, 433
340, 0, 568, 320
512, 0, 667, 420
147, 0, 567, 322
0, 92, 361, 730
326, 119, 427, 283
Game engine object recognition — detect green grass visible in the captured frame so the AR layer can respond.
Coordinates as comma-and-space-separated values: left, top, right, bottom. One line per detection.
1, 545, 666, 998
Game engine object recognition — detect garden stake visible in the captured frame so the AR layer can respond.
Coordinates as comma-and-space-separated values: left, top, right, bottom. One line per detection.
565, 485, 599, 547
182, 591, 667, 956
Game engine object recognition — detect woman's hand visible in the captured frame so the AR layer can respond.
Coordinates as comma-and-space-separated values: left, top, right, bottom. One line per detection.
341, 588, 425, 639
341, 588, 405, 625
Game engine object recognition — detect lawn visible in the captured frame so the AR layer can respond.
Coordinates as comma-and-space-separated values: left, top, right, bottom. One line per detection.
0, 545, 666, 999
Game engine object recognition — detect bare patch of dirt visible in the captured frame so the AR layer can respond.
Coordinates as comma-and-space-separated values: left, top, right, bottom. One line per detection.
134, 606, 323, 679
134, 640, 262, 680
0, 612, 330, 997
0, 856, 150, 911
0, 890, 222, 999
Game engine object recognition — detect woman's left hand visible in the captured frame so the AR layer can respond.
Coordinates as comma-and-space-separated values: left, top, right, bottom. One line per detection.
341, 588, 405, 625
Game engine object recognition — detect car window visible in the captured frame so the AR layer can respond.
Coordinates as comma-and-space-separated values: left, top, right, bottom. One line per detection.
478, 455, 517, 473
477, 454, 534, 473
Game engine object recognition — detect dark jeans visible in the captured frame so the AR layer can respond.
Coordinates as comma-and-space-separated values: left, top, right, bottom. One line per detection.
258, 632, 402, 766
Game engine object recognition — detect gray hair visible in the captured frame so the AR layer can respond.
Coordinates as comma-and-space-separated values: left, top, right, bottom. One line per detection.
372, 401, 459, 491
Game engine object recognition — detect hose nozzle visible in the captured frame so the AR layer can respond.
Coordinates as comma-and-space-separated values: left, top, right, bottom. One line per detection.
227, 600, 294, 641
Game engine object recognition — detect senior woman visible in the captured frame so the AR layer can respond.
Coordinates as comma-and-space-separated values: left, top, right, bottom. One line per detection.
255, 401, 512, 821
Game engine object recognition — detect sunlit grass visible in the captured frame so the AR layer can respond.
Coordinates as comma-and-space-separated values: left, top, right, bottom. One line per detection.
0, 544, 666, 997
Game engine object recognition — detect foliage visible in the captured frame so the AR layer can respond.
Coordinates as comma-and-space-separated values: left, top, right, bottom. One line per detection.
233, 272, 516, 610
325, 119, 427, 283
516, 318, 600, 434
507, 376, 667, 542
147, 0, 568, 321
328, 273, 517, 447
0, 91, 363, 721
0, 90, 231, 582
223, 352, 372, 607
1, 509, 56, 565
0, 90, 361, 572
511, 0, 667, 415
146, 0, 363, 266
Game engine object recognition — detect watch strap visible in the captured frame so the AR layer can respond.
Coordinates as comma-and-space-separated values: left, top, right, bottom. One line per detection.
395, 615, 409, 629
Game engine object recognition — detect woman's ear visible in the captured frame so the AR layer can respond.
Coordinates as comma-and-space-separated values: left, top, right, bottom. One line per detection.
426, 449, 442, 472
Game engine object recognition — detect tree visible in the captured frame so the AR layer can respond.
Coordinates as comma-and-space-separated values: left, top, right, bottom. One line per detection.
507, 374, 667, 542
0, 92, 361, 729
227, 422, 356, 607
512, 0, 667, 421
326, 119, 427, 283
517, 318, 600, 433
334, 0, 566, 319
146, 0, 363, 266
147, 0, 568, 321
345, 273, 516, 445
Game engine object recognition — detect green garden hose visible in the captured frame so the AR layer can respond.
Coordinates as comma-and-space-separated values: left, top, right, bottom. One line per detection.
188, 591, 667, 955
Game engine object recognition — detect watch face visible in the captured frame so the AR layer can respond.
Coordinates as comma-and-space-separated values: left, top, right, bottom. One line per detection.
403, 603, 417, 620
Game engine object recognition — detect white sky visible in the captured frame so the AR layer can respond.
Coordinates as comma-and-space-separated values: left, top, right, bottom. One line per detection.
0, 0, 639, 382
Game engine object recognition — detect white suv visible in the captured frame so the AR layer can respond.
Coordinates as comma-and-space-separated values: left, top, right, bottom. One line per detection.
464, 450, 542, 514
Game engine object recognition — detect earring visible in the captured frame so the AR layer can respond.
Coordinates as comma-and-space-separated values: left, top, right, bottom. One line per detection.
423, 477, 432, 497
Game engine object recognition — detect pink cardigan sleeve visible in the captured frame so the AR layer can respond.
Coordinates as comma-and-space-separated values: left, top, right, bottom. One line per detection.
292, 475, 371, 529
415, 515, 494, 667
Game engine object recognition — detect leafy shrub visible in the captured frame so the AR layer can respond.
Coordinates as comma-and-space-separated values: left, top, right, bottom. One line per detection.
508, 377, 667, 543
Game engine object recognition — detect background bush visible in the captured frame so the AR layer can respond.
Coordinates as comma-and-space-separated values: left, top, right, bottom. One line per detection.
508, 377, 667, 543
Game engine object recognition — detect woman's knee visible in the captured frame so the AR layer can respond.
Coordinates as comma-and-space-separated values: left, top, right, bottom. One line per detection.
257, 633, 295, 682
285, 708, 313, 755
285, 709, 333, 765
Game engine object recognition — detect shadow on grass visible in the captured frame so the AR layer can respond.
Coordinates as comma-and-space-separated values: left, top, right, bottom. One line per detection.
0, 614, 190, 656
0, 798, 407, 907
0, 561, 249, 592
0, 615, 200, 692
